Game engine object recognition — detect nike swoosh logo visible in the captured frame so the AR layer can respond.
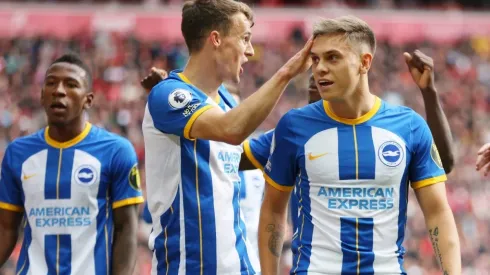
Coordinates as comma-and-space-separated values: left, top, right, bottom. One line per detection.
23, 174, 36, 180
308, 152, 328, 161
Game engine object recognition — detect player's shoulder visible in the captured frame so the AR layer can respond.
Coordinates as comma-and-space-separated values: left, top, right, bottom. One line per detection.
378, 100, 414, 116
280, 100, 324, 126
6, 129, 46, 154
88, 125, 135, 154
377, 100, 425, 126
148, 70, 207, 109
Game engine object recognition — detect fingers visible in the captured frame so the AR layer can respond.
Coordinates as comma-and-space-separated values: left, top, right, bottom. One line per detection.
476, 153, 490, 171
412, 50, 434, 71
476, 145, 490, 172
477, 143, 490, 155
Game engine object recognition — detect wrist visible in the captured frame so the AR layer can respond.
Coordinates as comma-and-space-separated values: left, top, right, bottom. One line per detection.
421, 87, 438, 95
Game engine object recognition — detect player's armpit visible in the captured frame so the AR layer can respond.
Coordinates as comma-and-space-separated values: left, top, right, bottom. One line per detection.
239, 151, 259, 171
239, 140, 264, 171
0, 208, 23, 267
258, 184, 291, 275
414, 182, 461, 274
112, 204, 139, 275
188, 106, 245, 145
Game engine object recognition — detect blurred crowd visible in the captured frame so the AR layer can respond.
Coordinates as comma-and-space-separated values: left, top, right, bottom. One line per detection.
1, 24, 490, 275
1, 0, 489, 11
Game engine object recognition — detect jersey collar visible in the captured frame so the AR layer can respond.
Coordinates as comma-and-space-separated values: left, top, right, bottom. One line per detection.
323, 96, 381, 125
45, 122, 92, 149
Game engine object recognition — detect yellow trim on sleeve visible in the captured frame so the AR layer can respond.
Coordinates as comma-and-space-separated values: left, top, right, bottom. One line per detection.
0, 202, 23, 212
243, 140, 264, 171
263, 173, 294, 192
323, 97, 381, 125
411, 175, 447, 189
183, 105, 214, 140
45, 122, 92, 149
112, 197, 145, 209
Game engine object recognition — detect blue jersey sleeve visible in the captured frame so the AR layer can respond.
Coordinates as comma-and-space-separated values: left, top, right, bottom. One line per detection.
409, 112, 447, 189
111, 139, 145, 209
243, 130, 274, 170
264, 114, 297, 192
0, 145, 23, 212
148, 80, 214, 140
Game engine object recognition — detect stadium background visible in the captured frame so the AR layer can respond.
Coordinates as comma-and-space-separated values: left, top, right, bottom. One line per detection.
0, 0, 489, 274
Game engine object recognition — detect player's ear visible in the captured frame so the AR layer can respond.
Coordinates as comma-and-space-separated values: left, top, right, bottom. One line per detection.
83, 92, 94, 110
359, 52, 373, 75
210, 30, 222, 48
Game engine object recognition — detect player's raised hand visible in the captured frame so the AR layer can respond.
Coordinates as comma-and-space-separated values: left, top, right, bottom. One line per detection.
476, 143, 490, 176
280, 37, 313, 79
404, 50, 435, 91
140, 67, 168, 93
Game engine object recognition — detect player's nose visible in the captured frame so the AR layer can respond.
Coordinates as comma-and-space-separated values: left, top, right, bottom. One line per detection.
314, 60, 329, 75
245, 42, 254, 57
53, 82, 67, 96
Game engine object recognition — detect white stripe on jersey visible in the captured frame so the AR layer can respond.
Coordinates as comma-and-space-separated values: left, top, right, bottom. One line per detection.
22, 149, 101, 274
302, 127, 406, 273
371, 126, 406, 272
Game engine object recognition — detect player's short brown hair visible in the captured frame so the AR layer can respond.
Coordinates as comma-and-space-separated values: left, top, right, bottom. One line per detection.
313, 15, 376, 55
181, 0, 254, 53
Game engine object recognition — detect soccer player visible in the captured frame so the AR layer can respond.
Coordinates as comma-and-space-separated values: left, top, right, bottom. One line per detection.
142, 0, 312, 274
258, 16, 461, 274
0, 54, 144, 274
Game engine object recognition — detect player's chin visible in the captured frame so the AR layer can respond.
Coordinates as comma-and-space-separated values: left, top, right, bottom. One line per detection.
46, 113, 70, 126
319, 90, 336, 101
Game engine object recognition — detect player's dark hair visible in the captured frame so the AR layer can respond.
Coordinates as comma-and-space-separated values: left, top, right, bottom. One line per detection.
181, 0, 254, 54
50, 53, 92, 89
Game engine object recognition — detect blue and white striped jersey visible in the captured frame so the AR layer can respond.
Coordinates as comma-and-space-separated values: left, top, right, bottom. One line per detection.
142, 70, 259, 275
0, 122, 144, 275
265, 97, 447, 274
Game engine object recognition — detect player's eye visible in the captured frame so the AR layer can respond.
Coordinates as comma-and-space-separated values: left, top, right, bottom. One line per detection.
45, 81, 55, 87
66, 82, 78, 89
328, 55, 338, 62
311, 56, 320, 64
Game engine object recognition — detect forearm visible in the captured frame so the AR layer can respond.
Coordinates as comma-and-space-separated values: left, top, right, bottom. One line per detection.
258, 205, 288, 275
112, 227, 138, 275
0, 228, 19, 267
223, 71, 291, 143
421, 88, 454, 173
425, 208, 461, 274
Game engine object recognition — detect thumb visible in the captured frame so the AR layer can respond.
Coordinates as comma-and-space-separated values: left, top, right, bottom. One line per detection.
403, 52, 412, 65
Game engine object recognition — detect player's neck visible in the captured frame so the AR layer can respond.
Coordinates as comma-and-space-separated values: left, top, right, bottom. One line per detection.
47, 118, 87, 143
182, 55, 221, 98
328, 82, 375, 120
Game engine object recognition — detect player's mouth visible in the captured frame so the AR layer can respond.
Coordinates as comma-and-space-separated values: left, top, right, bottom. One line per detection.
240, 66, 244, 75
318, 79, 334, 88
50, 102, 67, 113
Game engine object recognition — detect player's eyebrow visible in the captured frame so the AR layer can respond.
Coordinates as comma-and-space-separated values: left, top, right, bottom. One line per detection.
310, 49, 343, 58
45, 75, 81, 84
